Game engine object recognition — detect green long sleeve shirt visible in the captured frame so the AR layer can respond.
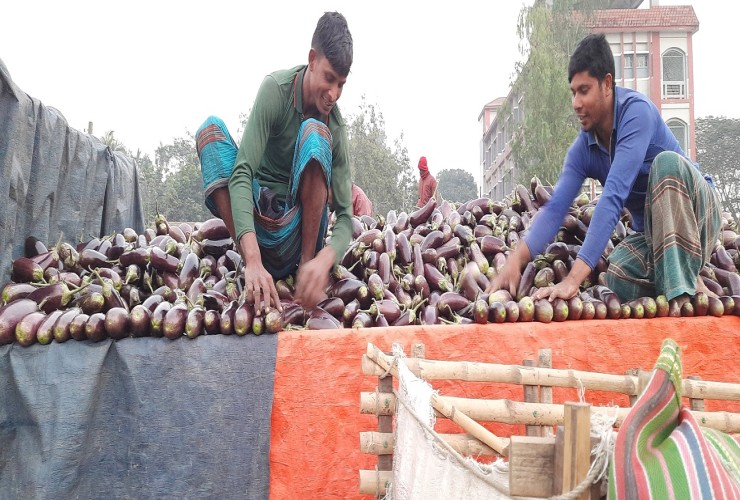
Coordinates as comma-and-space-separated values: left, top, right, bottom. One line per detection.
228, 65, 353, 268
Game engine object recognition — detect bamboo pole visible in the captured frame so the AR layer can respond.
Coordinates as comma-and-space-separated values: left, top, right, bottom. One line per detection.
360, 431, 497, 457
688, 375, 705, 411
361, 354, 740, 401
366, 342, 510, 456
626, 369, 639, 406
359, 392, 740, 434
358, 470, 392, 496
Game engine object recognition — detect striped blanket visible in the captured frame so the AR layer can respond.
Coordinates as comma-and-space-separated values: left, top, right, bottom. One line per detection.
609, 339, 740, 498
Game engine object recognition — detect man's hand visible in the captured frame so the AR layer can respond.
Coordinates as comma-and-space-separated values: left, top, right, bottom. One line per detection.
532, 258, 591, 302
294, 247, 335, 309
485, 242, 531, 298
532, 279, 580, 302
239, 232, 281, 316
243, 261, 281, 316
486, 261, 522, 298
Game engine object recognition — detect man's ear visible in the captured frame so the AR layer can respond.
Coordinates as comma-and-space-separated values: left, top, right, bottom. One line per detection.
308, 47, 317, 70
604, 73, 614, 96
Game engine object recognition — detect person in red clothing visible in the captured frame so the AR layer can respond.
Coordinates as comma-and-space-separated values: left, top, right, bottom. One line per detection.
416, 156, 438, 207
351, 183, 373, 216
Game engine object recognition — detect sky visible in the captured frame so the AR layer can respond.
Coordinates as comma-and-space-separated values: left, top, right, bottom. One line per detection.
1, 1, 738, 189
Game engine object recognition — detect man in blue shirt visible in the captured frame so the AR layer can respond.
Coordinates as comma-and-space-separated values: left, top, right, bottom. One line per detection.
487, 34, 721, 311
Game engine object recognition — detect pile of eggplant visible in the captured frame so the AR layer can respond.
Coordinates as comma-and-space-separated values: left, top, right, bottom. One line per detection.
2, 180, 740, 346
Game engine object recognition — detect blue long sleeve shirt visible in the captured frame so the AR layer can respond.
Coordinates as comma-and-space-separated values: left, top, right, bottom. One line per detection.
524, 86, 709, 270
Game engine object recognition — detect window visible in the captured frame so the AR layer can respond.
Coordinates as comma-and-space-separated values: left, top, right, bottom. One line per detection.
662, 48, 687, 98
666, 118, 688, 153
624, 53, 649, 79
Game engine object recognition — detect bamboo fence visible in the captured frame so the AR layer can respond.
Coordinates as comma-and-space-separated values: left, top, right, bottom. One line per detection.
358, 342, 740, 498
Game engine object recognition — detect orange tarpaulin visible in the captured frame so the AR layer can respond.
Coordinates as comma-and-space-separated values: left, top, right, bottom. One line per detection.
269, 316, 740, 499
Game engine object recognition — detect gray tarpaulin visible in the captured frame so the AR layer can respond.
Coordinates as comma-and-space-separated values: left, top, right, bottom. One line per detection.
0, 334, 277, 499
0, 57, 146, 286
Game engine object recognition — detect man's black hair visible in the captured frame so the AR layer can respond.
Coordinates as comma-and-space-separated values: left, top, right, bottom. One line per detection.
568, 33, 615, 88
312, 12, 353, 77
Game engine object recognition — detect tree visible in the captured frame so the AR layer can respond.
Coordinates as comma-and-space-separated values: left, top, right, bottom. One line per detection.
153, 136, 211, 224
437, 168, 477, 204
100, 130, 128, 154
347, 97, 415, 216
696, 116, 740, 222
506, 0, 604, 186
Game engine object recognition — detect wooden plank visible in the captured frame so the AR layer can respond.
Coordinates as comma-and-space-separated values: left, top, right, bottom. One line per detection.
377, 361, 393, 474
553, 426, 564, 496
539, 348, 554, 438
523, 359, 542, 437
561, 402, 591, 499
508, 436, 557, 497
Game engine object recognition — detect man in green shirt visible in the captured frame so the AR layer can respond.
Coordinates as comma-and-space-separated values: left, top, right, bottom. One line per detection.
195, 11, 353, 314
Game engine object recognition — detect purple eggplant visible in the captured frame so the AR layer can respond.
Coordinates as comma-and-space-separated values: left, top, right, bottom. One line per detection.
1, 283, 38, 305
11, 257, 46, 283
219, 300, 238, 335
105, 307, 131, 340
129, 304, 152, 337
317, 297, 345, 319
591, 285, 621, 319
327, 278, 368, 304
305, 307, 342, 330
150, 246, 180, 274
234, 299, 255, 336
264, 308, 283, 334
204, 309, 222, 335
368, 299, 402, 324
163, 302, 189, 339
14, 311, 46, 347
69, 313, 90, 341
0, 299, 39, 344
352, 311, 374, 329
196, 217, 231, 241
85, 313, 108, 342
36, 310, 64, 345
51, 307, 81, 343
150, 301, 173, 337
424, 264, 452, 293
185, 306, 206, 338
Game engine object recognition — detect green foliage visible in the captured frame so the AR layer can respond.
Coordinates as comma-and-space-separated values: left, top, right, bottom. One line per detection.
506, 0, 603, 186
696, 116, 740, 222
437, 168, 478, 204
137, 136, 211, 226
346, 97, 415, 216
99, 130, 128, 153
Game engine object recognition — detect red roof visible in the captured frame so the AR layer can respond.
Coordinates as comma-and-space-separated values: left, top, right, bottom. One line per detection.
587, 5, 699, 31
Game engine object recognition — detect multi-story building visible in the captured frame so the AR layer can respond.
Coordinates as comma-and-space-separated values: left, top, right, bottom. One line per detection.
480, 1, 699, 200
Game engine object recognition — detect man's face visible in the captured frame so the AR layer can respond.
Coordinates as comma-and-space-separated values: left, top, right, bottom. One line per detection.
308, 50, 347, 116
570, 70, 612, 133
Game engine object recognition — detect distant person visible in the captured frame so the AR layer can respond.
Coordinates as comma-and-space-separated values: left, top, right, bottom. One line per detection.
351, 183, 373, 216
487, 34, 721, 311
416, 156, 438, 207
195, 11, 354, 313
